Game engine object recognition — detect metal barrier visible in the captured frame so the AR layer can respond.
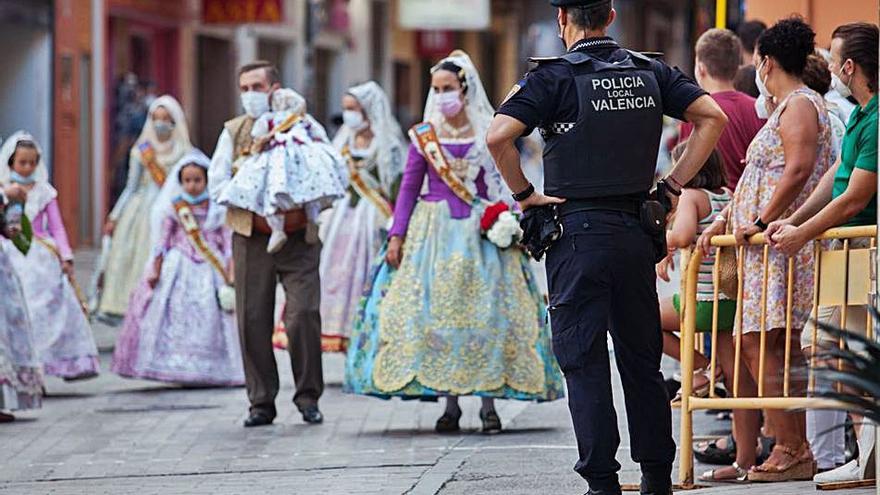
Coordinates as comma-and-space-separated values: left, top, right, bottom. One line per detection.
677, 225, 877, 487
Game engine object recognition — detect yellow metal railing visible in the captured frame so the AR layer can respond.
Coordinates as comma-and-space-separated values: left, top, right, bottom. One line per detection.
677, 225, 877, 487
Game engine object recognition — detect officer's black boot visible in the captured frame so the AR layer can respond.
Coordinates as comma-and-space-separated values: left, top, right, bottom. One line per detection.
639, 472, 673, 495
584, 475, 622, 495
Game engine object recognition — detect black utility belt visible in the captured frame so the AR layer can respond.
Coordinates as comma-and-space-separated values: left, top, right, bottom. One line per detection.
557, 197, 643, 217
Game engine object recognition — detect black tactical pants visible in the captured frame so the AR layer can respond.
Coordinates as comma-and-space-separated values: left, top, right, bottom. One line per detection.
545, 209, 675, 495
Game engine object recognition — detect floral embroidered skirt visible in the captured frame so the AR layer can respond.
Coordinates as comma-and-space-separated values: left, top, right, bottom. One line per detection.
319, 194, 387, 351
112, 249, 244, 386
344, 200, 564, 401
5, 238, 99, 380
0, 244, 42, 410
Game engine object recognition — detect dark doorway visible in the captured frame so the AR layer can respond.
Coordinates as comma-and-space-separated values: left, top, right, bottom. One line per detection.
196, 35, 234, 153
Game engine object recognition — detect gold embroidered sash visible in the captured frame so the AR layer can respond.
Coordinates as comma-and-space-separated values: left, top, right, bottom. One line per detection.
409, 122, 475, 204
173, 201, 231, 285
138, 142, 167, 186
341, 145, 393, 218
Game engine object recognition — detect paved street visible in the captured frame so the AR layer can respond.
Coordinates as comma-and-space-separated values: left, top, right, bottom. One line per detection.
0, 251, 872, 494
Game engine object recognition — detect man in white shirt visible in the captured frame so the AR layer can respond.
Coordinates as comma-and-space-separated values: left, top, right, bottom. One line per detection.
209, 61, 324, 428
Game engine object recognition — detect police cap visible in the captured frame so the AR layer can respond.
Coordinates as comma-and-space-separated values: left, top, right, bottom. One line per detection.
549, 0, 611, 7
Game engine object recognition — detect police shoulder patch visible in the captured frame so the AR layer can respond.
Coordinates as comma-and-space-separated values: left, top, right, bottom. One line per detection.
502, 81, 523, 104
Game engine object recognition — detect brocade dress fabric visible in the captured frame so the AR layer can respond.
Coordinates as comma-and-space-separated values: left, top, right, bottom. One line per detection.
344, 139, 564, 401
111, 203, 244, 386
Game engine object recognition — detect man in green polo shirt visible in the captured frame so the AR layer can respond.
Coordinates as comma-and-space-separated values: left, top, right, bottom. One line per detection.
766, 21, 878, 483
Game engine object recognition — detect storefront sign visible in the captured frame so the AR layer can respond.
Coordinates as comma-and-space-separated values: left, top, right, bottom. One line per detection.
399, 0, 490, 30
416, 31, 455, 58
202, 0, 283, 24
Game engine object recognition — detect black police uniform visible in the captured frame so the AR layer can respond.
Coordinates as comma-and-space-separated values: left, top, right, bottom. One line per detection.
497, 36, 705, 494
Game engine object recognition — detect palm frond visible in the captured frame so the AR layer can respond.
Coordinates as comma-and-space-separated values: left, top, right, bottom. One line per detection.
808, 305, 880, 420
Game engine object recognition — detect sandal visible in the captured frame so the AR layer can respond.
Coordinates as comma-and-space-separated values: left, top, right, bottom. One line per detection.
695, 434, 736, 465
748, 444, 815, 482
699, 462, 749, 483
671, 367, 723, 404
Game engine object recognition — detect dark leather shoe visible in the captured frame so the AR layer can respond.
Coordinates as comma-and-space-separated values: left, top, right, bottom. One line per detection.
585, 490, 621, 495
479, 409, 502, 434
301, 405, 323, 424
243, 412, 273, 427
435, 409, 462, 433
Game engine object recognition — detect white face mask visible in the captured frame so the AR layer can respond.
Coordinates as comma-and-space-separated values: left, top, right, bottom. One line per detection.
831, 61, 854, 98
754, 95, 770, 119
754, 58, 772, 99
240, 90, 271, 118
342, 110, 368, 131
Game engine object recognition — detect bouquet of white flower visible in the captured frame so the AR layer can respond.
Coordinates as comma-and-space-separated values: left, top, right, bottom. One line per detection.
217, 284, 236, 313
480, 202, 523, 250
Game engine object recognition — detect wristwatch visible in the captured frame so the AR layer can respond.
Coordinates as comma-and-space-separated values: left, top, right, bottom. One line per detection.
512, 183, 535, 202
754, 217, 768, 231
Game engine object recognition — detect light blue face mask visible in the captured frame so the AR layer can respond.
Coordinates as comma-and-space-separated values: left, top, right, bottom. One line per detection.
9, 171, 35, 184
181, 191, 210, 205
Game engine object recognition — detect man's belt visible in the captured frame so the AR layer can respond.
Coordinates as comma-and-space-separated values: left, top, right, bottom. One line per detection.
557, 197, 643, 217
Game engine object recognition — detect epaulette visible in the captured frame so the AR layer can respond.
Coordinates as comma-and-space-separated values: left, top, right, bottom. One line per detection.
528, 56, 563, 64
641, 51, 665, 59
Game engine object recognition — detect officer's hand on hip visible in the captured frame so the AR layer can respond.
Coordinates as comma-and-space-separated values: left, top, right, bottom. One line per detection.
518, 192, 565, 212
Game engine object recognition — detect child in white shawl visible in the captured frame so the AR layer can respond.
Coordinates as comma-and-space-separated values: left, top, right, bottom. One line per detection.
217, 88, 348, 253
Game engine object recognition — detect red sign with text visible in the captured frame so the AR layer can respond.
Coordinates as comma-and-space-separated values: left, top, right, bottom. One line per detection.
203, 0, 283, 24
416, 31, 455, 58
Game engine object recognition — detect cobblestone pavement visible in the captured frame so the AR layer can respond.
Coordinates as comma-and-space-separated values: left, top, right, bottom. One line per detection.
0, 251, 871, 494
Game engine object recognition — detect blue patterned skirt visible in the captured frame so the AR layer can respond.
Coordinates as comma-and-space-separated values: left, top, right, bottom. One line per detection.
344, 200, 564, 401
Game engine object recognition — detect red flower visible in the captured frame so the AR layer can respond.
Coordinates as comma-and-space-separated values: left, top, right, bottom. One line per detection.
480, 201, 510, 232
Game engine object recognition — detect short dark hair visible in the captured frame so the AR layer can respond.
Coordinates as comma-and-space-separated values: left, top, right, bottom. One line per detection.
7, 140, 39, 167
237, 60, 280, 85
736, 20, 767, 55
733, 65, 759, 97
696, 29, 743, 81
802, 53, 832, 95
757, 17, 815, 77
566, 1, 613, 31
832, 22, 879, 92
177, 163, 208, 183
672, 141, 727, 190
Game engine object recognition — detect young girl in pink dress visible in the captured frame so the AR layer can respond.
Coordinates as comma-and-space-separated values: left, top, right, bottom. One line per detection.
0, 132, 99, 381
112, 149, 244, 386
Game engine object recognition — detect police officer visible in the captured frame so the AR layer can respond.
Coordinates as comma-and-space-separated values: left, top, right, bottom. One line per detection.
487, 1, 728, 494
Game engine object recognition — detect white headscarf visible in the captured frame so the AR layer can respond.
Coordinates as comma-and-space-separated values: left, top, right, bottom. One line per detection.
134, 94, 192, 168
0, 131, 57, 219
332, 81, 406, 195
423, 50, 508, 202
150, 148, 226, 244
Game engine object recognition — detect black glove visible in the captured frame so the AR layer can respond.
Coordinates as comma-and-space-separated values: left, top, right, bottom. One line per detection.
520, 205, 562, 261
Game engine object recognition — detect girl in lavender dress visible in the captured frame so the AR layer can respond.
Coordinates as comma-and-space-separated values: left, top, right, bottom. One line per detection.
0, 132, 100, 381
345, 51, 564, 433
0, 184, 42, 421
112, 149, 244, 386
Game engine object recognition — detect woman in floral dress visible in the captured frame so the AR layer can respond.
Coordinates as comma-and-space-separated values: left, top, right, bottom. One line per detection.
344, 51, 563, 434
699, 18, 834, 482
